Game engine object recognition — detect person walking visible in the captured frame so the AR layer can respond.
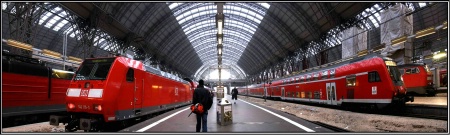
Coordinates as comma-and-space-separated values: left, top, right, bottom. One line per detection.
231, 87, 238, 104
192, 79, 213, 132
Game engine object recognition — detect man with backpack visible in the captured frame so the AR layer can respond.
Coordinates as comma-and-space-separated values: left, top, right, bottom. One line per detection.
192, 79, 213, 132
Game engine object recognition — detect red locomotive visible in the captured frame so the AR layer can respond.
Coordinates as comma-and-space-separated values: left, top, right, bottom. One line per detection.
238, 53, 414, 109
2, 52, 74, 127
397, 63, 436, 96
50, 56, 194, 131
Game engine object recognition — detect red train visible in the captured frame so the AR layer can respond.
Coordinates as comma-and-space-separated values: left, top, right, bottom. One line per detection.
238, 53, 414, 109
439, 69, 447, 87
50, 56, 195, 131
2, 52, 74, 126
397, 63, 436, 96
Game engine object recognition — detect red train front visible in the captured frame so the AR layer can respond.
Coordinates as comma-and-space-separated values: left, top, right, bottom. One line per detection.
398, 63, 436, 96
52, 56, 193, 131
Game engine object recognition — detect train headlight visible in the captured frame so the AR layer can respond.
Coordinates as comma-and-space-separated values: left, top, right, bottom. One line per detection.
94, 104, 102, 111
68, 103, 75, 110
88, 89, 103, 98
67, 88, 81, 97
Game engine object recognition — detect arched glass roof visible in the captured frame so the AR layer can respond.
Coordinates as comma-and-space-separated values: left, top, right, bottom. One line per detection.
5, 2, 438, 79
167, 2, 270, 79
2, 2, 122, 59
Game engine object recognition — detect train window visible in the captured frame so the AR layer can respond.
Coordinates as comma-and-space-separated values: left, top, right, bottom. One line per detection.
399, 69, 405, 75
126, 68, 134, 82
405, 68, 412, 74
313, 73, 319, 80
411, 67, 420, 74
346, 75, 356, 87
300, 76, 305, 82
306, 74, 311, 81
368, 71, 381, 82
314, 91, 320, 99
7, 60, 49, 77
322, 70, 328, 79
52, 69, 75, 80
295, 77, 299, 83
75, 60, 113, 80
330, 69, 335, 78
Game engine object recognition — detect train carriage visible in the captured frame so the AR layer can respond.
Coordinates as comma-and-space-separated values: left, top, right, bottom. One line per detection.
52, 56, 194, 131
398, 63, 436, 96
2, 52, 74, 126
239, 53, 414, 109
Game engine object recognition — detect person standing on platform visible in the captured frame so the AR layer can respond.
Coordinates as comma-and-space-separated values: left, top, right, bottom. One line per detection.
231, 87, 238, 104
192, 79, 213, 132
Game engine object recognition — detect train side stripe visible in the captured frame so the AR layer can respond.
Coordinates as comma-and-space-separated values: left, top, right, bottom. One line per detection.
276, 72, 368, 87
240, 99, 315, 132
136, 107, 190, 132
281, 97, 392, 104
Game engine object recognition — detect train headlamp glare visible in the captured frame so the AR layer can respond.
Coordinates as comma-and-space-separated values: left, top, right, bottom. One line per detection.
68, 103, 75, 109
94, 104, 102, 111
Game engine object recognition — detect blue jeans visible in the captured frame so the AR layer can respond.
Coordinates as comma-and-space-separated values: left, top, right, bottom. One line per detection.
196, 112, 208, 132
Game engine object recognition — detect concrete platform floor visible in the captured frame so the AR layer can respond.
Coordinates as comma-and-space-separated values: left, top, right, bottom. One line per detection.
121, 96, 335, 133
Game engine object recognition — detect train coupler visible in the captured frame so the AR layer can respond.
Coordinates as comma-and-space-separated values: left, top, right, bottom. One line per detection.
49, 115, 68, 126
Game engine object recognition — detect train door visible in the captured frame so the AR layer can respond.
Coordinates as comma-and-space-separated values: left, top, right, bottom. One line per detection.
269, 87, 272, 98
326, 82, 337, 105
264, 87, 267, 98
346, 75, 356, 100
128, 68, 143, 114
281, 87, 285, 99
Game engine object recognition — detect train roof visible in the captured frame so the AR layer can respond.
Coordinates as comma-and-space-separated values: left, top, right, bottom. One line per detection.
83, 56, 190, 84
2, 51, 43, 65
397, 63, 426, 68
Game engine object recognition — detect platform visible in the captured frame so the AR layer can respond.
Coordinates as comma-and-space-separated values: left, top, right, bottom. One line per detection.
406, 93, 447, 107
121, 96, 335, 133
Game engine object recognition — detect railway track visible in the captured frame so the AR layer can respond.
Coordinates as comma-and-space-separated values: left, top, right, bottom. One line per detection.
385, 105, 448, 121
243, 95, 448, 121
283, 111, 350, 132
307, 120, 350, 132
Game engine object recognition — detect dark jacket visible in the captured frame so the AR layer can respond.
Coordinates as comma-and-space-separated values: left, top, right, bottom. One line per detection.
232, 88, 238, 96
193, 85, 213, 111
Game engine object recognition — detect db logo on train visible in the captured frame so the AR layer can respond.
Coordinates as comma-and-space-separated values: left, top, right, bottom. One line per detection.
80, 89, 89, 97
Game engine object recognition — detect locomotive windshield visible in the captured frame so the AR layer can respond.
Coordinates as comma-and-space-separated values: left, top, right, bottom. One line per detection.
74, 58, 115, 80
385, 60, 403, 85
